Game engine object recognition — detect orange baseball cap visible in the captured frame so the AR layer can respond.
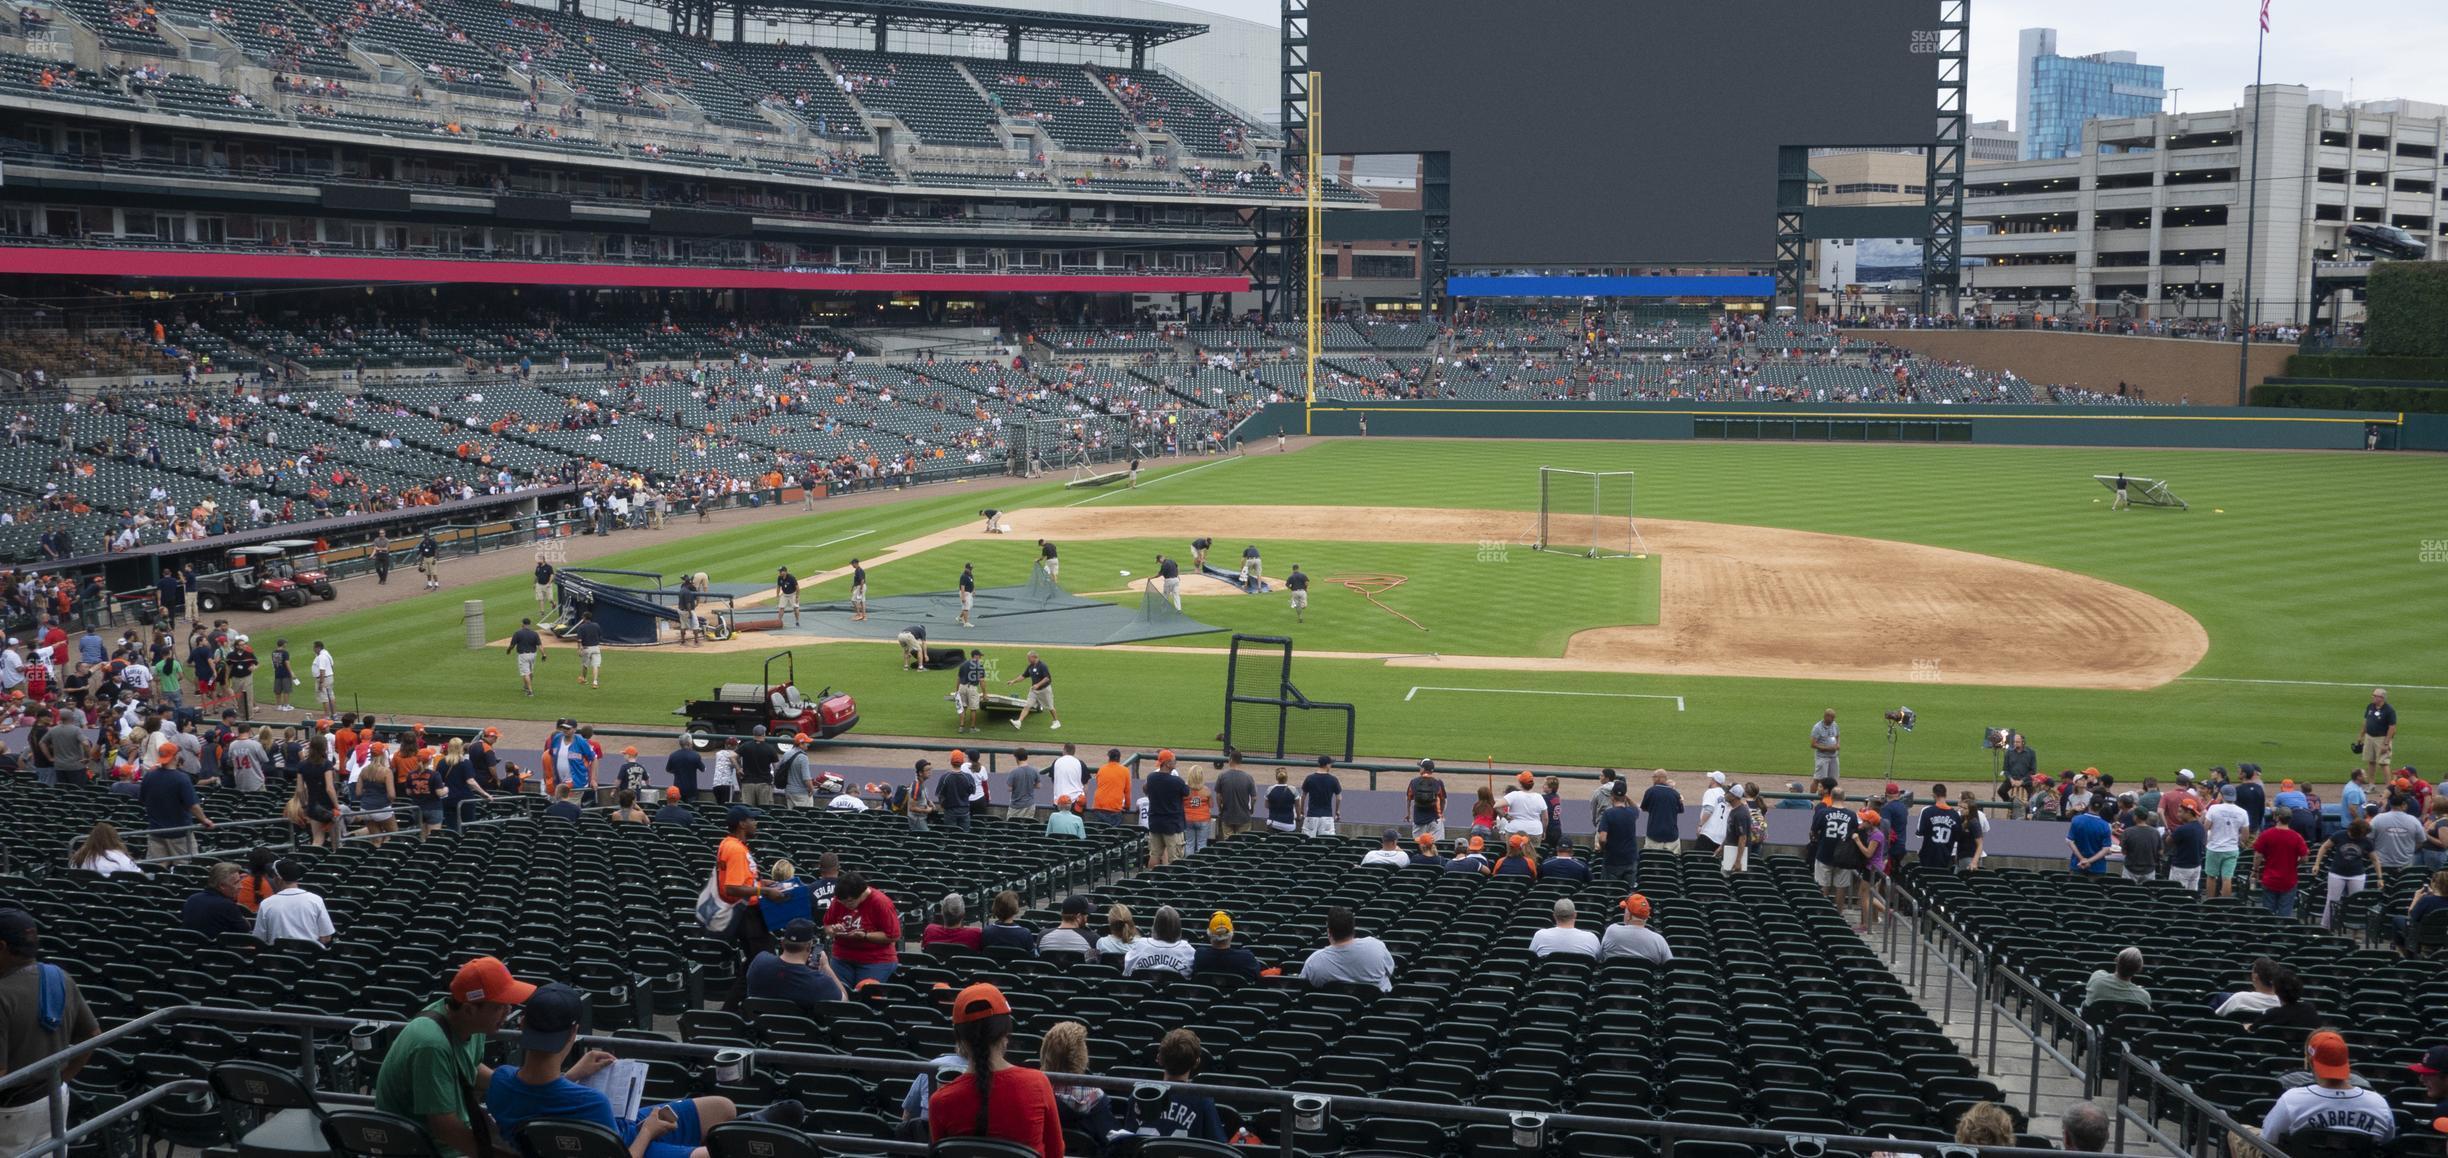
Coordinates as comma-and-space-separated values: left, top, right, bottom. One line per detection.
949, 749, 966, 764
2307, 1031, 2352, 1081
1507, 833, 1528, 850
449, 956, 538, 1005
1466, 835, 1486, 852
621, 746, 639, 757
1858, 809, 1882, 827
950, 982, 1011, 1026
664, 786, 681, 802
1054, 794, 1072, 806
1415, 833, 1437, 848
1158, 749, 1175, 762
792, 733, 811, 744
157, 742, 180, 758
1621, 893, 1652, 919
1517, 771, 1535, 786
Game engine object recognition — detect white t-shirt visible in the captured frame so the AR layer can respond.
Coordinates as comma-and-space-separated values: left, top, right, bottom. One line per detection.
1601, 923, 1674, 962
1529, 925, 1601, 958
1698, 786, 1729, 843
76, 850, 145, 876
2215, 990, 2281, 1017
1050, 754, 1086, 802
2260, 1084, 2394, 1143
1501, 789, 1548, 836
1121, 938, 1195, 976
255, 887, 336, 944
828, 793, 868, 811
1360, 848, 1410, 867
310, 650, 334, 679
2203, 802, 2250, 852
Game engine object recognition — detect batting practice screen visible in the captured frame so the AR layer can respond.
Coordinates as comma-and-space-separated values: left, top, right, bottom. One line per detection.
1307, 0, 1945, 265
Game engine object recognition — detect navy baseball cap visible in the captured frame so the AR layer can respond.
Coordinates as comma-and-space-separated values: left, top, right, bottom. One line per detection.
2414, 1045, 2448, 1075
726, 804, 766, 826
518, 982, 585, 1053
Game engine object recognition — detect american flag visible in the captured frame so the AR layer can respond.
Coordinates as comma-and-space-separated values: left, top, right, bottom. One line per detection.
2259, 0, 2271, 31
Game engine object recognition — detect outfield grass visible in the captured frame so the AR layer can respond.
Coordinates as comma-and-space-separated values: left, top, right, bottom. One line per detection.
813, 537, 1659, 655
300, 440, 2447, 782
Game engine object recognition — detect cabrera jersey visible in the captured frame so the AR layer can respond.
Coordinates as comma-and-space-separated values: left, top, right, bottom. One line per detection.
2261, 1085, 2394, 1142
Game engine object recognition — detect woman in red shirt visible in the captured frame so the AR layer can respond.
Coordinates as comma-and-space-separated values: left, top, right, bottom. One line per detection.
929, 983, 1062, 1156
822, 871, 903, 986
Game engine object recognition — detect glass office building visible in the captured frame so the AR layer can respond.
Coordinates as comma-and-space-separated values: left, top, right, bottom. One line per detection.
2015, 28, 2165, 160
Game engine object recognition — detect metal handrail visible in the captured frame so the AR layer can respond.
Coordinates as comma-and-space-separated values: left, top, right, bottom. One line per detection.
2114, 1047, 2293, 1158
0, 1004, 2147, 1158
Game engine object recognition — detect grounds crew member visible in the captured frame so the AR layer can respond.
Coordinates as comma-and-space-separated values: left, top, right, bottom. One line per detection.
1036, 539, 1058, 580
957, 563, 976, 628
1007, 649, 1059, 730
508, 618, 546, 697
897, 624, 928, 670
1191, 538, 1212, 570
1156, 554, 1181, 611
371, 533, 393, 586
776, 567, 801, 626
533, 557, 554, 617
573, 611, 603, 689
849, 558, 868, 622
1239, 543, 1262, 585
1286, 566, 1310, 622
417, 530, 440, 590
955, 649, 986, 734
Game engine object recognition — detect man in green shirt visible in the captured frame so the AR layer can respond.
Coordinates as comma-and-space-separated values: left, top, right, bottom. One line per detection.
372, 957, 537, 1157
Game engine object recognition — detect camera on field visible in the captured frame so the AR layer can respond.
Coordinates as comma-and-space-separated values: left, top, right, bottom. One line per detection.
1981, 726, 2014, 750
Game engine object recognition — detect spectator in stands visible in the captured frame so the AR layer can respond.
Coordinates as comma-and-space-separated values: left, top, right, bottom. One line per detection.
0, 908, 99, 1156
2394, 870, 2448, 949
487, 983, 745, 1158
824, 871, 901, 985
1039, 895, 1095, 956
2408, 1046, 2448, 1124
1594, 781, 1640, 883
1297, 905, 1395, 992
1640, 769, 1683, 853
1038, 1021, 1119, 1141
2068, 799, 2114, 875
139, 742, 213, 860
1045, 795, 1084, 838
2165, 805, 2207, 891
1545, 842, 1593, 883
666, 738, 703, 803
2082, 947, 2151, 1012
1181, 767, 1213, 856
1091, 748, 1132, 827
1212, 749, 1256, 839
1142, 1030, 1225, 1141
2259, 1032, 2394, 1146
253, 858, 334, 945
2119, 806, 2162, 881
1491, 833, 1539, 878
1144, 751, 1186, 866
371, 956, 536, 1158
1469, 785, 1497, 835
2251, 807, 2311, 918
1499, 771, 1545, 841
1530, 897, 1600, 958
1954, 1103, 2015, 1147
1600, 893, 1671, 962
980, 891, 1034, 953
761, 861, 813, 930
180, 862, 252, 937
1297, 755, 1341, 837
1192, 912, 1261, 980
1123, 906, 1196, 977
1263, 770, 1298, 833
2216, 957, 2292, 1018
744, 918, 843, 1013
1096, 904, 1139, 958
542, 784, 583, 822
2203, 789, 2250, 899
1360, 828, 1409, 867
653, 787, 694, 826
70, 821, 143, 876
714, 805, 786, 998
927, 983, 1060, 1154
2314, 818, 2384, 931
1407, 759, 1447, 840
1408, 834, 1446, 868
921, 893, 982, 952
1003, 750, 1039, 821
2374, 794, 2426, 873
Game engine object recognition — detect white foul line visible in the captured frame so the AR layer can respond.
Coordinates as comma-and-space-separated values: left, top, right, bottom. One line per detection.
2179, 677, 2448, 692
1065, 454, 1244, 508
1406, 686, 1684, 711
785, 530, 878, 550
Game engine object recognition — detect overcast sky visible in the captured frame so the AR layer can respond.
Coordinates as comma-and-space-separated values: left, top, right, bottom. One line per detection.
1162, 0, 2448, 124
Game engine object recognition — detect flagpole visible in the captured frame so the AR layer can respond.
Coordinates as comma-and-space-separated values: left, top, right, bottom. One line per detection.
2237, 1, 2267, 403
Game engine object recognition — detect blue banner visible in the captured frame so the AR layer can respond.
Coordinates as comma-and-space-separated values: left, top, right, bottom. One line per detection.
1447, 274, 1777, 298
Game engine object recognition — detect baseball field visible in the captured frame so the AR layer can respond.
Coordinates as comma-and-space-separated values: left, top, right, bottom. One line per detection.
294, 438, 2445, 780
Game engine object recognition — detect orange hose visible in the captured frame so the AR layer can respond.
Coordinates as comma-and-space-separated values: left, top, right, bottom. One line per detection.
1321, 573, 1426, 632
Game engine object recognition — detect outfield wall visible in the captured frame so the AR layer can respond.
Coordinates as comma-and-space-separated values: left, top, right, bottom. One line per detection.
1256, 400, 2397, 450
1835, 328, 2297, 399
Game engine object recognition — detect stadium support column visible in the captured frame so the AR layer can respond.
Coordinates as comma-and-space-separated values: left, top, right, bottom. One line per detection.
1271, 0, 1309, 326
1920, 0, 1969, 316
1421, 153, 1451, 320
1774, 147, 1809, 313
